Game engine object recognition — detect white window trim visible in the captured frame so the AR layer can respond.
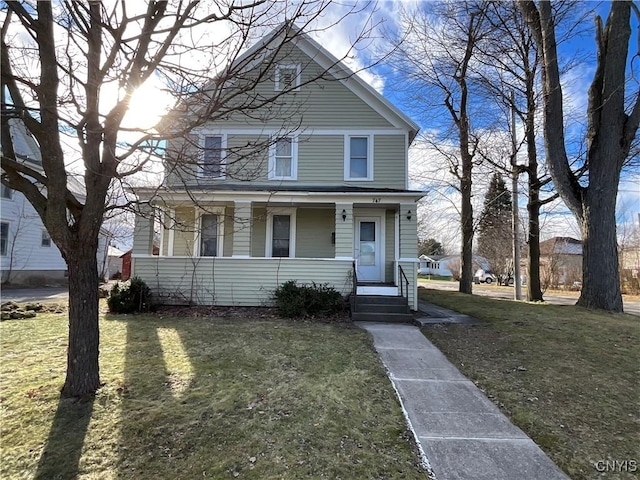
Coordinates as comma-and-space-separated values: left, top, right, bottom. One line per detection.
268, 134, 298, 180
198, 133, 227, 179
0, 220, 10, 257
344, 134, 374, 181
275, 64, 301, 92
194, 207, 226, 257
265, 207, 297, 258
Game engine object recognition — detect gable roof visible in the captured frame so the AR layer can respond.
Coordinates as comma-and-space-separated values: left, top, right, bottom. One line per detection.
219, 23, 420, 142
540, 237, 583, 256
5, 118, 42, 165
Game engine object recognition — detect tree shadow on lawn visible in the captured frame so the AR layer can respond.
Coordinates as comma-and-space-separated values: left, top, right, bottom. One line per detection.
115, 316, 243, 479
34, 395, 94, 480
113, 315, 421, 480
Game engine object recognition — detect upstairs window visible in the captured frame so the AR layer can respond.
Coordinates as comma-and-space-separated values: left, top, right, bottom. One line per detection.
268, 136, 297, 180
1, 184, 12, 199
41, 230, 52, 247
0, 222, 8, 256
275, 64, 301, 91
345, 135, 373, 180
201, 135, 226, 178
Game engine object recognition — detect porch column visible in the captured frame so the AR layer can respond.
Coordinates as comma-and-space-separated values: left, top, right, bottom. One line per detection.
132, 204, 155, 255
233, 201, 252, 257
399, 202, 418, 310
399, 203, 418, 259
334, 202, 353, 259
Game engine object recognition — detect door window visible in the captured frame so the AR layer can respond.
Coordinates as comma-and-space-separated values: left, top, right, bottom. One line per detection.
359, 221, 375, 266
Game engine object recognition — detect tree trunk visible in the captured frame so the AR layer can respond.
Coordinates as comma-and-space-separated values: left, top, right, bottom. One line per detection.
459, 158, 474, 294
577, 168, 623, 312
61, 243, 101, 398
526, 192, 543, 301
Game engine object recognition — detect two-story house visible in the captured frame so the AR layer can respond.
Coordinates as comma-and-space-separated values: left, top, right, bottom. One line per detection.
130, 24, 424, 312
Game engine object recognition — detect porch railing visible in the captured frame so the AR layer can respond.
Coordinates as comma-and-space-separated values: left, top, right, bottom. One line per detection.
352, 261, 358, 313
398, 264, 409, 302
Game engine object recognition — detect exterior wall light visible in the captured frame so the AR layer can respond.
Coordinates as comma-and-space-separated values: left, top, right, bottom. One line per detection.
407, 210, 412, 221
342, 209, 347, 221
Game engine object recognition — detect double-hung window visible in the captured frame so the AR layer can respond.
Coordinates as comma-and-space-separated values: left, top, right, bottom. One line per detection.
199, 214, 219, 256
201, 135, 225, 178
41, 230, 52, 247
269, 136, 297, 180
266, 209, 296, 258
345, 135, 373, 180
275, 64, 301, 91
0, 222, 8, 256
1, 184, 12, 199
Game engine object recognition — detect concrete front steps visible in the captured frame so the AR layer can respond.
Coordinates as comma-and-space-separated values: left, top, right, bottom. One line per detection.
351, 294, 415, 323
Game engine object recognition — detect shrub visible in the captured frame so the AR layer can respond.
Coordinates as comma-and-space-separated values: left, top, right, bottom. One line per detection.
107, 277, 152, 314
273, 280, 345, 318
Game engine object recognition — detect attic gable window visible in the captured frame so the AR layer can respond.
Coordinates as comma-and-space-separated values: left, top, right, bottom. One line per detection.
201, 134, 226, 178
41, 230, 52, 247
275, 64, 301, 91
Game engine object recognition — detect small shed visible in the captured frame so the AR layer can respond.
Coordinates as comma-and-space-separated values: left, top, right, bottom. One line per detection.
121, 245, 159, 281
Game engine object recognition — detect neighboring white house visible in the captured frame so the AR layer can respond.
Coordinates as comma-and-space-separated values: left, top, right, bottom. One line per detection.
130, 23, 425, 310
419, 254, 491, 277
1, 119, 109, 285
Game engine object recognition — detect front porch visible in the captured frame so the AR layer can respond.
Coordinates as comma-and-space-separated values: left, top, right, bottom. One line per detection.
131, 190, 420, 309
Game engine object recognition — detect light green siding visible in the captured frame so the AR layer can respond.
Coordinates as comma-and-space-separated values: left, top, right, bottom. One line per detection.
216, 45, 395, 129
399, 211, 417, 259
132, 208, 154, 255
161, 43, 410, 189
225, 134, 268, 181
173, 207, 196, 256
374, 135, 406, 189
223, 207, 234, 257
296, 135, 343, 183
165, 132, 407, 190
133, 257, 352, 306
295, 208, 334, 258
252, 207, 267, 257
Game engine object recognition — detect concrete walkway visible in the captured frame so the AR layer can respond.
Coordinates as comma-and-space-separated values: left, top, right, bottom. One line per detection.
357, 322, 569, 480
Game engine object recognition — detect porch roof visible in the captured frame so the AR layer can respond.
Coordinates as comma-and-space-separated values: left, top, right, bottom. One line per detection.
133, 185, 426, 204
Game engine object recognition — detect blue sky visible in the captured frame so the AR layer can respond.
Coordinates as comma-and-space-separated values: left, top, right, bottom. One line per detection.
317, 1, 639, 246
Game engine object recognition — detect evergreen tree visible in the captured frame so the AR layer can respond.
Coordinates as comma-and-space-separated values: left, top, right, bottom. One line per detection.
477, 174, 512, 277
418, 238, 445, 257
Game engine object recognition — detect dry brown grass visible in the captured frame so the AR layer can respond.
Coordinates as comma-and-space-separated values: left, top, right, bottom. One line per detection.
418, 287, 639, 480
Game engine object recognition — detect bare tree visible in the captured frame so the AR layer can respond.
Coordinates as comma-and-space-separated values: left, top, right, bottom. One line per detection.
1, 1, 369, 397
383, 0, 494, 294
518, 1, 640, 312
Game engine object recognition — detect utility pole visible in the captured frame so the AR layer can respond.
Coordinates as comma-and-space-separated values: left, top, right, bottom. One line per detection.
510, 90, 522, 300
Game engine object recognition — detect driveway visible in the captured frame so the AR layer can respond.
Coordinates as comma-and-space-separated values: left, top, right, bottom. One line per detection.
1, 287, 68, 303
419, 279, 640, 316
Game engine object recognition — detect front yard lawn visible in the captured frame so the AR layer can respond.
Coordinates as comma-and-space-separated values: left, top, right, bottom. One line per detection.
418, 287, 639, 480
0, 310, 427, 479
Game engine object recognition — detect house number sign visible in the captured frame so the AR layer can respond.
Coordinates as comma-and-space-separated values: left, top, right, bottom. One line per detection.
372, 198, 381, 203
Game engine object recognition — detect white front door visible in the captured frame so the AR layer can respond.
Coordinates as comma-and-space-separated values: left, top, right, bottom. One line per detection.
355, 217, 383, 282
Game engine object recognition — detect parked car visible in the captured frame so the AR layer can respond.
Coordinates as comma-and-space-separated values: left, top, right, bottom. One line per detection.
474, 269, 497, 284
